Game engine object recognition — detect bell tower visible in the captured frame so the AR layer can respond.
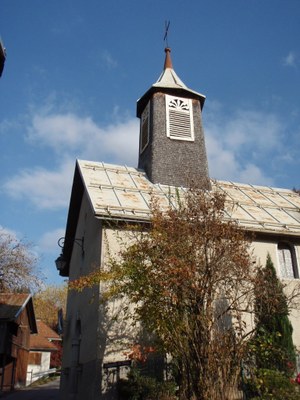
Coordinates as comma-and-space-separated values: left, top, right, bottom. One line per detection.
137, 48, 210, 189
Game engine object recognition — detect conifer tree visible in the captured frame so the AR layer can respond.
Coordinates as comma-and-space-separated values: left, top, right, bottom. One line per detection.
254, 253, 296, 375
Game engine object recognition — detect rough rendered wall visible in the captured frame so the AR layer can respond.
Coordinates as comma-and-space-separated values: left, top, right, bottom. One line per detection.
99, 226, 139, 400
60, 193, 102, 400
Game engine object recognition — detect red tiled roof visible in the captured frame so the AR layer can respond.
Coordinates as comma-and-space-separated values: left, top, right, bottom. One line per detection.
36, 320, 60, 340
30, 334, 57, 351
0, 293, 31, 320
30, 320, 60, 351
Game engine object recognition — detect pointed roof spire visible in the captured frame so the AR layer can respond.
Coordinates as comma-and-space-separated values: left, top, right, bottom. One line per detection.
137, 47, 206, 117
164, 47, 173, 69
153, 48, 204, 100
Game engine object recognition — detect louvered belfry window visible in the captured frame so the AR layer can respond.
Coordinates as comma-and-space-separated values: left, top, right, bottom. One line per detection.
166, 94, 194, 141
140, 102, 150, 153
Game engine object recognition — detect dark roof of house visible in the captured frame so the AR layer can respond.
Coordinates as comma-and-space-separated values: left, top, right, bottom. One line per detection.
0, 293, 37, 333
36, 320, 60, 340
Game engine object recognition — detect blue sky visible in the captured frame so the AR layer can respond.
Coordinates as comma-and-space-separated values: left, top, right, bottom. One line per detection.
1, 0, 299, 286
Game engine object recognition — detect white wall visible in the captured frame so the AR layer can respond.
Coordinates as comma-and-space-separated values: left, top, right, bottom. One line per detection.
26, 351, 51, 386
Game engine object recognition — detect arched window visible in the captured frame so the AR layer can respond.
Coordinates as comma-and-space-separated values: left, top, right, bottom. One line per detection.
277, 242, 299, 279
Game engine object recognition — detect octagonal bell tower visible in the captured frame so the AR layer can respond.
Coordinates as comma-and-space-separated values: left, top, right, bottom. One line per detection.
137, 47, 210, 190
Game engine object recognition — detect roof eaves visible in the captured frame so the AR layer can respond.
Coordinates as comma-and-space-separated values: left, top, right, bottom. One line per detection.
58, 160, 85, 277
14, 294, 31, 319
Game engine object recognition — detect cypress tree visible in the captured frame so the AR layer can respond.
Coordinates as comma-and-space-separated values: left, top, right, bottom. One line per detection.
254, 253, 296, 375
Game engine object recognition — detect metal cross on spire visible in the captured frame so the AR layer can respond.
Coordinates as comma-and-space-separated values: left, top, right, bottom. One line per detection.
164, 20, 170, 48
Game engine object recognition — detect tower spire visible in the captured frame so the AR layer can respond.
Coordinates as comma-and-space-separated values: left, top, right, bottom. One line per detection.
136, 45, 210, 190
164, 47, 173, 69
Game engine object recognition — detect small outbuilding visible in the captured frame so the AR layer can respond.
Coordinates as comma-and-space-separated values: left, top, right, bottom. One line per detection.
0, 293, 37, 392
27, 320, 61, 385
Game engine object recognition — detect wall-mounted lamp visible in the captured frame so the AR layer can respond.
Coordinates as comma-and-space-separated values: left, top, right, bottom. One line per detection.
55, 236, 85, 274
55, 254, 67, 272
57, 236, 85, 256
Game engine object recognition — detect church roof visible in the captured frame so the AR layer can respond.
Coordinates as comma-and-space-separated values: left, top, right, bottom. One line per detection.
137, 48, 205, 116
153, 48, 205, 98
76, 159, 300, 237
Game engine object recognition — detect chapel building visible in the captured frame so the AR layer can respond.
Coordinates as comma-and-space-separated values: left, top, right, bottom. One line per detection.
57, 47, 300, 400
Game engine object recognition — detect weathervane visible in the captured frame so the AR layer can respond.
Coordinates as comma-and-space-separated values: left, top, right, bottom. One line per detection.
164, 20, 170, 48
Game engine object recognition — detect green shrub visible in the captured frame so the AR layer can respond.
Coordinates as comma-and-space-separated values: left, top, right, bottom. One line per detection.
117, 368, 176, 400
244, 368, 300, 399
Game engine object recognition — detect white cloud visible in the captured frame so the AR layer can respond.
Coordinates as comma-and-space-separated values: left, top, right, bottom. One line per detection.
28, 113, 100, 152
220, 110, 282, 152
283, 51, 297, 67
3, 111, 139, 210
206, 133, 273, 186
204, 108, 284, 186
238, 164, 273, 186
3, 104, 291, 210
38, 228, 66, 253
3, 160, 74, 209
27, 112, 138, 165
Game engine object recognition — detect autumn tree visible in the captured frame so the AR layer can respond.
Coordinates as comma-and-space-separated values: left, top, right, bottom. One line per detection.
72, 189, 257, 400
34, 284, 67, 330
0, 228, 42, 292
34, 284, 67, 370
71, 188, 300, 400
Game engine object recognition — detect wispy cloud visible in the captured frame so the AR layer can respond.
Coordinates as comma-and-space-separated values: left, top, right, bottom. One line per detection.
205, 108, 286, 186
3, 110, 138, 210
27, 111, 138, 164
283, 51, 297, 67
3, 160, 75, 209
38, 228, 66, 253
2, 101, 297, 210
101, 50, 118, 69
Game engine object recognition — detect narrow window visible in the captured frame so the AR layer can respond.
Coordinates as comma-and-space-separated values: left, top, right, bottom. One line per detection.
28, 352, 42, 365
278, 242, 299, 279
166, 94, 194, 141
140, 102, 150, 153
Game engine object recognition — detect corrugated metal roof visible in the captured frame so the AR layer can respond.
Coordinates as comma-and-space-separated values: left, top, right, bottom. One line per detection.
77, 160, 300, 236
